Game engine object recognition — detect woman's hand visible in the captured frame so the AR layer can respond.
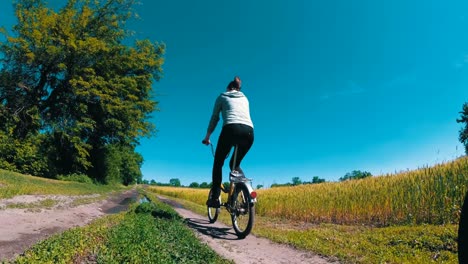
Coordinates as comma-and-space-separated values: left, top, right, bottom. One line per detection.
202, 137, 211, 145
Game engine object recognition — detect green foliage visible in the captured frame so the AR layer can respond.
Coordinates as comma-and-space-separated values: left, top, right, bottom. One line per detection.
189, 182, 199, 188
339, 170, 372, 181
270, 176, 326, 187
94, 143, 143, 185
15, 213, 125, 264
0, 0, 165, 183
199, 182, 211, 188
57, 173, 94, 184
458, 102, 468, 154
311, 176, 325, 184
98, 200, 229, 263
0, 131, 49, 176
169, 178, 181, 187
291, 176, 302, 185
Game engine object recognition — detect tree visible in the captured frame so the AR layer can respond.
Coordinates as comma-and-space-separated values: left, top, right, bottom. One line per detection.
169, 178, 181, 187
339, 170, 372, 181
199, 182, 210, 189
457, 103, 468, 154
256, 184, 263, 189
311, 176, 325, 184
189, 182, 199, 188
292, 176, 302, 186
0, 0, 164, 182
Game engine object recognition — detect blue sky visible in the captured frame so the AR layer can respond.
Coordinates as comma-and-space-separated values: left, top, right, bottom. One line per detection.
1, 1, 468, 187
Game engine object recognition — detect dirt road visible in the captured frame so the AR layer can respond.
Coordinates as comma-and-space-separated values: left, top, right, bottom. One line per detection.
0, 189, 138, 261
1, 190, 338, 263
158, 195, 338, 264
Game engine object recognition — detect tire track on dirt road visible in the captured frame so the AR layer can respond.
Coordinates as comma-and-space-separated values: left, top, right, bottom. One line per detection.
0, 189, 139, 261
157, 195, 338, 264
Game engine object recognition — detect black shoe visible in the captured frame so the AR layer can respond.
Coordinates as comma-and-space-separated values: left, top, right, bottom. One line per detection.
206, 198, 220, 208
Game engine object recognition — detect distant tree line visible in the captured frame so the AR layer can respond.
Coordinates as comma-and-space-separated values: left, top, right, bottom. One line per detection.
140, 178, 214, 188
271, 176, 326, 188
0, 0, 164, 185
145, 171, 373, 189
270, 171, 372, 188
339, 170, 372, 181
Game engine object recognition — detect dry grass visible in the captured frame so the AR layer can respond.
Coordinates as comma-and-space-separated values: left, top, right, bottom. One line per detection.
150, 156, 468, 226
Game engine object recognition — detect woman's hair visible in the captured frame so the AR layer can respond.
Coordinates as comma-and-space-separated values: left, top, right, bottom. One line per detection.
227, 76, 241, 91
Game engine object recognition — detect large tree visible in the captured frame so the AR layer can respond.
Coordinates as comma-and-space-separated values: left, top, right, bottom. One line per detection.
457, 103, 468, 154
0, 0, 164, 183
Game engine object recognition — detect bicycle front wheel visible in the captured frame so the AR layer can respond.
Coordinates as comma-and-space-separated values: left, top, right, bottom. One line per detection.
231, 183, 254, 239
207, 189, 220, 223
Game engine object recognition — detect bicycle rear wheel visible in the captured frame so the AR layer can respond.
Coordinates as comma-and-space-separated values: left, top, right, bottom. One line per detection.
207, 189, 220, 223
231, 183, 254, 239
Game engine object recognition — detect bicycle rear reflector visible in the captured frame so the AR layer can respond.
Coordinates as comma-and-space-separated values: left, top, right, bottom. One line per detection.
250, 191, 257, 199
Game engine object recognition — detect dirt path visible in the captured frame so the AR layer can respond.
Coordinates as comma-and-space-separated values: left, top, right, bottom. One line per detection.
0, 189, 138, 261
157, 195, 338, 264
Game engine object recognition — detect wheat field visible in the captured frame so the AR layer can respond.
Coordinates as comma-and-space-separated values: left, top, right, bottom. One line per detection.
149, 156, 468, 226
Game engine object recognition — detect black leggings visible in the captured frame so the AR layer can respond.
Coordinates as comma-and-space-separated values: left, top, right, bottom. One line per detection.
212, 124, 254, 195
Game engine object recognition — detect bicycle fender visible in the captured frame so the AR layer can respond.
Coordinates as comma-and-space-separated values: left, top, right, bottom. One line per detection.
243, 183, 257, 203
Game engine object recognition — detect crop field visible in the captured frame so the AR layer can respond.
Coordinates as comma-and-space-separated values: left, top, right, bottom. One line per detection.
150, 156, 468, 226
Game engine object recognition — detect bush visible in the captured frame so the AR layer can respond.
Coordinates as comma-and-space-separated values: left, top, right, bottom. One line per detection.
0, 132, 49, 177
57, 173, 94, 184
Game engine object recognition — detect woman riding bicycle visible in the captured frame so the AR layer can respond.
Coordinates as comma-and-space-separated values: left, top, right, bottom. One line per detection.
202, 76, 254, 208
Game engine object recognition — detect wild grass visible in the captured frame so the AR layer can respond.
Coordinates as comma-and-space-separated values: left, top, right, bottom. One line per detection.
150, 156, 468, 226
5, 198, 58, 210
0, 169, 125, 199
255, 156, 468, 226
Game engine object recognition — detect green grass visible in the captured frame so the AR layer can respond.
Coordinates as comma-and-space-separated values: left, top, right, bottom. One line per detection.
10, 191, 231, 264
0, 169, 125, 199
254, 222, 457, 264
70, 194, 107, 207
5, 198, 58, 210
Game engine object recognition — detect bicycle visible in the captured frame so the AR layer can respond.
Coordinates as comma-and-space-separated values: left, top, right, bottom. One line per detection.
202, 140, 257, 239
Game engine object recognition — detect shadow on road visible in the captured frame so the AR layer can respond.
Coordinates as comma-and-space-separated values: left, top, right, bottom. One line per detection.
184, 218, 240, 240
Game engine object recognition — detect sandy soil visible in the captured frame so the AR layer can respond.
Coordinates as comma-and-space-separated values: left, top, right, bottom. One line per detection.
0, 189, 138, 261
157, 195, 339, 264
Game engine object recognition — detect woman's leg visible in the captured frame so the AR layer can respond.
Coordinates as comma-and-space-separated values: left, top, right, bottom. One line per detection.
210, 126, 233, 199
229, 124, 254, 172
